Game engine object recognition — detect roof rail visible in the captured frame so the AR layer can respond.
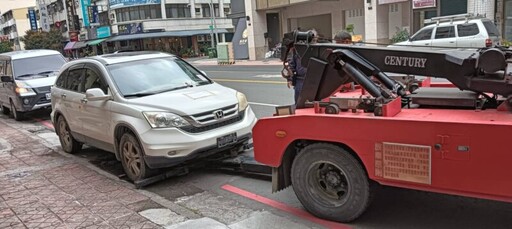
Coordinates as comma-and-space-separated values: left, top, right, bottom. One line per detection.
424, 13, 487, 25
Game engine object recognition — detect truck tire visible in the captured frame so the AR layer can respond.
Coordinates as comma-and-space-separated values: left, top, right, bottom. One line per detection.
291, 143, 371, 222
119, 133, 155, 182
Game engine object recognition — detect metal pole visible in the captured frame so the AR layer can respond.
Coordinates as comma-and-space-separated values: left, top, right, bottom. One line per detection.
209, 2, 214, 49
210, 0, 219, 45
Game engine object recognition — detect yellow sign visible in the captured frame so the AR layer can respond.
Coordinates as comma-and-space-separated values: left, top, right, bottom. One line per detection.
352, 35, 363, 42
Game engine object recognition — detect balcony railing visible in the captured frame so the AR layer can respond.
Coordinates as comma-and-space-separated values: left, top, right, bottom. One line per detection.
256, 0, 311, 10
142, 18, 233, 32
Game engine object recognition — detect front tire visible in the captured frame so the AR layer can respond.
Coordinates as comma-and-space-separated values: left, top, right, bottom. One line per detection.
291, 143, 372, 223
56, 116, 82, 153
119, 133, 154, 182
9, 101, 23, 121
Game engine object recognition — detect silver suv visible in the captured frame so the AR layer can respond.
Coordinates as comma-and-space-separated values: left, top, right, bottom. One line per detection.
393, 14, 500, 49
51, 52, 257, 182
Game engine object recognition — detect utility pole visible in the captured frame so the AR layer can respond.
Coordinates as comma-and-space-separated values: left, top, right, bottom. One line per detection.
208, 0, 219, 48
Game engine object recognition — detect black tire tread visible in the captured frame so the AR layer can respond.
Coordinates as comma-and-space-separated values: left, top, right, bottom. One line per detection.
57, 116, 82, 154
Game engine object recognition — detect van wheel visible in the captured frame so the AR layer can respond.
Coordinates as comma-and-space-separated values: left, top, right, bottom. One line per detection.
291, 143, 372, 223
1, 105, 9, 115
9, 101, 23, 121
119, 133, 154, 182
56, 116, 82, 153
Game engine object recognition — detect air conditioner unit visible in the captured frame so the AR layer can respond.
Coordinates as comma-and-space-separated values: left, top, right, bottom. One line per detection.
197, 35, 205, 42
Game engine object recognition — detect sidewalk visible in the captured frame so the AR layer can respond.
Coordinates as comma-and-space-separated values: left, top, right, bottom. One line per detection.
0, 119, 210, 228
187, 57, 282, 66
0, 118, 318, 229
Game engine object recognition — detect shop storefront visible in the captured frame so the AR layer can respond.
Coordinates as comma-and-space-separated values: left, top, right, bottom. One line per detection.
505, 0, 512, 41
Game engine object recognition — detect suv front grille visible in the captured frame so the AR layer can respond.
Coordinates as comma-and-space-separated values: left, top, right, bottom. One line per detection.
188, 104, 238, 125
180, 111, 245, 133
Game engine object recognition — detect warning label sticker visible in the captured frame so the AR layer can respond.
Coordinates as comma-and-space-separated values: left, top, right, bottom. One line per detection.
375, 142, 431, 185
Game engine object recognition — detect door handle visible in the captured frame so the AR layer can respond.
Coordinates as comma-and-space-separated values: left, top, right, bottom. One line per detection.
449, 41, 455, 43
80, 98, 88, 104
61, 94, 66, 98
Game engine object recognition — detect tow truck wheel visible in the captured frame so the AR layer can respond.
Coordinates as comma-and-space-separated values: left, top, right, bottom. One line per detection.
119, 133, 155, 182
291, 143, 371, 223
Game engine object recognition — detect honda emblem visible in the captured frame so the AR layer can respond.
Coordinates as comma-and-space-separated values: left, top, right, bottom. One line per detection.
213, 110, 224, 119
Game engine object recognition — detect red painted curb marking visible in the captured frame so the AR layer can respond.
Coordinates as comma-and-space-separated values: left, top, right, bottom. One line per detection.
221, 184, 350, 229
35, 118, 54, 130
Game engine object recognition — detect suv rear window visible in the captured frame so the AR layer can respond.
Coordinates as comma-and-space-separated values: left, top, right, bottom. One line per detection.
482, 21, 500, 36
457, 23, 479, 37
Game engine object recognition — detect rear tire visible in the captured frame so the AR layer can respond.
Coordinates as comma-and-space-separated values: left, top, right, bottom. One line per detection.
9, 101, 23, 121
119, 133, 155, 182
1, 105, 9, 115
291, 143, 372, 223
56, 116, 82, 153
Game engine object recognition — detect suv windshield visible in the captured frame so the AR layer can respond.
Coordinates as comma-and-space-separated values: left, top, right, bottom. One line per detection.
482, 21, 500, 36
13, 54, 66, 79
107, 57, 211, 97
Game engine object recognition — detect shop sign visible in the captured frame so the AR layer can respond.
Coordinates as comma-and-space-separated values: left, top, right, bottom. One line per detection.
28, 8, 38, 31
97, 26, 111, 38
118, 23, 143, 35
412, 0, 436, 9
109, 0, 161, 10
379, 0, 408, 4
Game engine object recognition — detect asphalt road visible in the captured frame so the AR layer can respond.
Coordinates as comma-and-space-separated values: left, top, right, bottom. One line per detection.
6, 64, 512, 229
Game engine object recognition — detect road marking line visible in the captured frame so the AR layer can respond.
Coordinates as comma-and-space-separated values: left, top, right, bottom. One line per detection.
221, 184, 350, 229
35, 118, 54, 130
248, 102, 279, 107
214, 78, 286, 84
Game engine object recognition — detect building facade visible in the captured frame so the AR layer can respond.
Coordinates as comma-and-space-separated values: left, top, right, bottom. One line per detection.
244, 0, 505, 60
0, 7, 35, 50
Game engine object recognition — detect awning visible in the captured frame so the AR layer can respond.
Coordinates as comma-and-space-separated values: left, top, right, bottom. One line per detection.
86, 38, 107, 46
73, 41, 87, 49
64, 41, 76, 51
106, 29, 229, 42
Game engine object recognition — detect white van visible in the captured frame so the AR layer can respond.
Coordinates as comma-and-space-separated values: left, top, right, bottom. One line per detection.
0, 50, 67, 120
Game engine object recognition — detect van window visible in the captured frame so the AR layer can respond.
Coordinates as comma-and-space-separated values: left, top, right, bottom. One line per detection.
457, 23, 479, 37
482, 21, 500, 36
12, 54, 66, 78
411, 28, 433, 41
435, 26, 455, 39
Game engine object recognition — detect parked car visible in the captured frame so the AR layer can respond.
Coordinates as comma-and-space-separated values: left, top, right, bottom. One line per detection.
392, 14, 500, 49
50, 51, 257, 182
0, 50, 67, 120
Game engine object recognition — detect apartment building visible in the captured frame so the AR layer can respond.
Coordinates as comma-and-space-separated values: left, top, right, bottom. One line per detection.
105, 0, 234, 56
0, 7, 35, 50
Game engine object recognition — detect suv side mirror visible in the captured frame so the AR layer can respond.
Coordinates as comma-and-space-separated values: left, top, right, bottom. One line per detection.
85, 88, 111, 101
0, 76, 13, 83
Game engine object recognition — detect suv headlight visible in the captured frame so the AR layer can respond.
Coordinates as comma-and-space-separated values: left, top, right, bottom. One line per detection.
143, 112, 191, 128
237, 92, 248, 112
15, 82, 36, 97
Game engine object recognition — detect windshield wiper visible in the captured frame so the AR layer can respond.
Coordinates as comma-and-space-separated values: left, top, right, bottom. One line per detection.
37, 70, 58, 75
123, 92, 157, 98
157, 85, 194, 93
16, 73, 40, 78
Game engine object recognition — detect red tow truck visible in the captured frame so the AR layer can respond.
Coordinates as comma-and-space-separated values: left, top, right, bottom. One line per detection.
252, 30, 512, 222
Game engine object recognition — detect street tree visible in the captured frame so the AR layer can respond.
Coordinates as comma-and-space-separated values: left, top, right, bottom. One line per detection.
0, 41, 13, 53
21, 29, 64, 51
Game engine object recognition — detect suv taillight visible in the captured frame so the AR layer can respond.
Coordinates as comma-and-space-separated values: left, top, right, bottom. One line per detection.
485, 38, 492, 47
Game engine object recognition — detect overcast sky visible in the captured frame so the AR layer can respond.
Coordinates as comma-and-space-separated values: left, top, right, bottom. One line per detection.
0, 0, 36, 15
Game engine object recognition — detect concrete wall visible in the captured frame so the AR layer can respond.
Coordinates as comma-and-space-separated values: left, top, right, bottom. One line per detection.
467, 0, 495, 20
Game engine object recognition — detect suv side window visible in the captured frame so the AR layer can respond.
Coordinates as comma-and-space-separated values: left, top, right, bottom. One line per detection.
55, 70, 68, 88
435, 26, 455, 39
411, 28, 433, 41
66, 68, 85, 92
457, 23, 479, 37
82, 68, 108, 94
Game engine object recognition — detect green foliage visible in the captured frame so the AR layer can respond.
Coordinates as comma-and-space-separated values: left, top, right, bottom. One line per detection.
391, 27, 410, 43
345, 24, 355, 34
0, 41, 13, 53
21, 29, 64, 51
502, 40, 512, 48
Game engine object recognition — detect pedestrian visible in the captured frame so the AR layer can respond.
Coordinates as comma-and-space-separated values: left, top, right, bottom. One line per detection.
334, 30, 352, 44
286, 29, 318, 103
